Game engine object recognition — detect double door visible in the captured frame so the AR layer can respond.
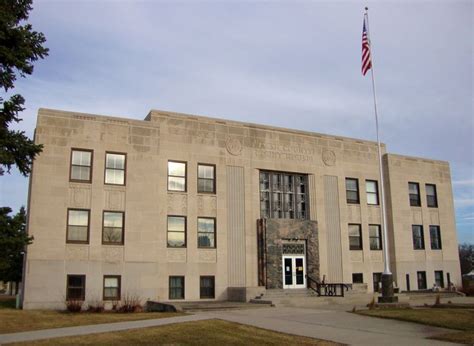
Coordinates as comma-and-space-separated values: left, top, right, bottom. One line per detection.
282, 255, 306, 289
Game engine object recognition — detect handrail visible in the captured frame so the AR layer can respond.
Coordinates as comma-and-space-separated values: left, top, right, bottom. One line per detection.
307, 275, 351, 297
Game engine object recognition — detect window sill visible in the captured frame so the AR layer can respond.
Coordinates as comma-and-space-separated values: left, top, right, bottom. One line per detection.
66, 241, 89, 245
167, 190, 187, 195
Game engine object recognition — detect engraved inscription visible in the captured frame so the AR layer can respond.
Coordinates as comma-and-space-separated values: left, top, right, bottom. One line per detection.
251, 139, 315, 162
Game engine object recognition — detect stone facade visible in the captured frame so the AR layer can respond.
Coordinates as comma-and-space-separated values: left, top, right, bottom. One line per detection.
21, 108, 462, 309
264, 219, 319, 289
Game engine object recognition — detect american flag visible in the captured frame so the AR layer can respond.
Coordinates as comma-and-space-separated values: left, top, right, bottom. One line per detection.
361, 17, 372, 76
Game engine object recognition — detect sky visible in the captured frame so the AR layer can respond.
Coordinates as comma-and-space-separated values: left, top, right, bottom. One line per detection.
0, 0, 472, 244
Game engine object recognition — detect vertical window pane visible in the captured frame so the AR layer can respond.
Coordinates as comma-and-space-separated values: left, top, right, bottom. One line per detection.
409, 182, 421, 206
346, 178, 359, 204
198, 218, 216, 248
168, 162, 186, 176
426, 184, 438, 207
169, 276, 184, 299
200, 276, 215, 299
67, 210, 89, 242
369, 225, 382, 250
349, 224, 362, 250
168, 216, 186, 247
366, 180, 379, 205
67, 275, 85, 300
71, 150, 92, 182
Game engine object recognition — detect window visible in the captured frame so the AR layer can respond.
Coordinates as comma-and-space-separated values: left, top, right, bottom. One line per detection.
346, 178, 360, 204
352, 273, 363, 284
373, 272, 382, 292
167, 216, 186, 247
434, 271, 444, 288
409, 182, 421, 206
259, 171, 308, 219
200, 276, 215, 299
198, 164, 216, 193
412, 225, 425, 250
103, 275, 121, 300
67, 275, 85, 300
366, 180, 379, 205
417, 271, 427, 290
70, 149, 92, 182
369, 224, 382, 250
169, 276, 184, 299
198, 217, 216, 248
426, 184, 438, 208
168, 161, 186, 192
430, 225, 442, 250
102, 211, 124, 245
67, 209, 90, 243
349, 224, 362, 250
105, 152, 126, 185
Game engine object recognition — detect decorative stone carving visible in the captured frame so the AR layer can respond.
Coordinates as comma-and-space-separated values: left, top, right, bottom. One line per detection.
225, 137, 242, 156
198, 249, 217, 263
167, 193, 187, 214
197, 195, 217, 216
66, 246, 89, 260
69, 186, 91, 208
105, 190, 125, 210
102, 247, 123, 263
350, 251, 363, 262
167, 248, 187, 262
322, 149, 336, 166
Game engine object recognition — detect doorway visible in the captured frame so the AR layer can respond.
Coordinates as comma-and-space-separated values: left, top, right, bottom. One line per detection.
282, 255, 306, 289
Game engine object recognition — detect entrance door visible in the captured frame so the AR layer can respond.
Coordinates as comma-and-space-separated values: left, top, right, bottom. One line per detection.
282, 256, 306, 289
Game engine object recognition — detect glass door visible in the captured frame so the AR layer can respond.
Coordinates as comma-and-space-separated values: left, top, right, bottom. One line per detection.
282, 256, 306, 289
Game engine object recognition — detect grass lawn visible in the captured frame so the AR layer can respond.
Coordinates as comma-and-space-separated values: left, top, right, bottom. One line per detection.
356, 308, 474, 344
10, 319, 338, 345
0, 299, 184, 334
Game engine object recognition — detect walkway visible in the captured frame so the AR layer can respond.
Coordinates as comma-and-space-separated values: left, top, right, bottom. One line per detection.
0, 306, 458, 345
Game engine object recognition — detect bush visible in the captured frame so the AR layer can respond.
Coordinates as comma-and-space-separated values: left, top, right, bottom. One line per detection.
87, 300, 105, 313
117, 293, 143, 313
65, 299, 83, 312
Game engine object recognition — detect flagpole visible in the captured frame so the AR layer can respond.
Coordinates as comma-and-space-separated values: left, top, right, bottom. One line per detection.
364, 7, 397, 302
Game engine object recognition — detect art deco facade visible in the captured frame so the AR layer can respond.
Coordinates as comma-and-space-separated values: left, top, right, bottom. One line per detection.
22, 108, 461, 309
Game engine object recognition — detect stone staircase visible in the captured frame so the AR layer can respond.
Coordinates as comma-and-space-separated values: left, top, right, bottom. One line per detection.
172, 301, 272, 312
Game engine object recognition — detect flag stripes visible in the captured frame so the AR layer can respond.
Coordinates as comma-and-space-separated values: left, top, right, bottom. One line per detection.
362, 17, 372, 76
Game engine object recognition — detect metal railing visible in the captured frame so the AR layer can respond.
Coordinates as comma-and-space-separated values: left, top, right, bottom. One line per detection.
307, 275, 351, 297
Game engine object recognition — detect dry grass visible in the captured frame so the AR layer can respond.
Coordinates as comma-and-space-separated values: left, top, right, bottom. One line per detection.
357, 308, 474, 345
0, 305, 184, 334
10, 319, 339, 345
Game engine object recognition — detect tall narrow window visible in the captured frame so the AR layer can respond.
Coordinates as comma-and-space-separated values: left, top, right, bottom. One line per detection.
198, 164, 216, 193
167, 216, 186, 247
103, 275, 121, 300
434, 271, 444, 288
168, 161, 186, 192
369, 224, 382, 250
409, 182, 421, 206
346, 178, 360, 204
70, 149, 92, 182
417, 271, 427, 290
67, 275, 86, 301
105, 152, 126, 185
169, 276, 185, 299
426, 184, 438, 208
200, 276, 215, 299
259, 171, 307, 220
412, 225, 425, 250
102, 211, 124, 245
366, 180, 379, 205
349, 224, 362, 250
429, 225, 442, 250
198, 217, 216, 248
67, 209, 90, 243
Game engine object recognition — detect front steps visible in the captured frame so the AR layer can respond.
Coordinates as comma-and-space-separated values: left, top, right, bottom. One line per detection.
173, 301, 272, 312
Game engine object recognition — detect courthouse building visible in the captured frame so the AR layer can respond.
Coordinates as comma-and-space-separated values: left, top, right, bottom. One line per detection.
22, 108, 461, 309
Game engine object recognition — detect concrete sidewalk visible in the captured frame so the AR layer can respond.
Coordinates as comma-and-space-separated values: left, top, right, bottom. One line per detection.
0, 306, 460, 345
200, 307, 457, 346
0, 314, 211, 344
